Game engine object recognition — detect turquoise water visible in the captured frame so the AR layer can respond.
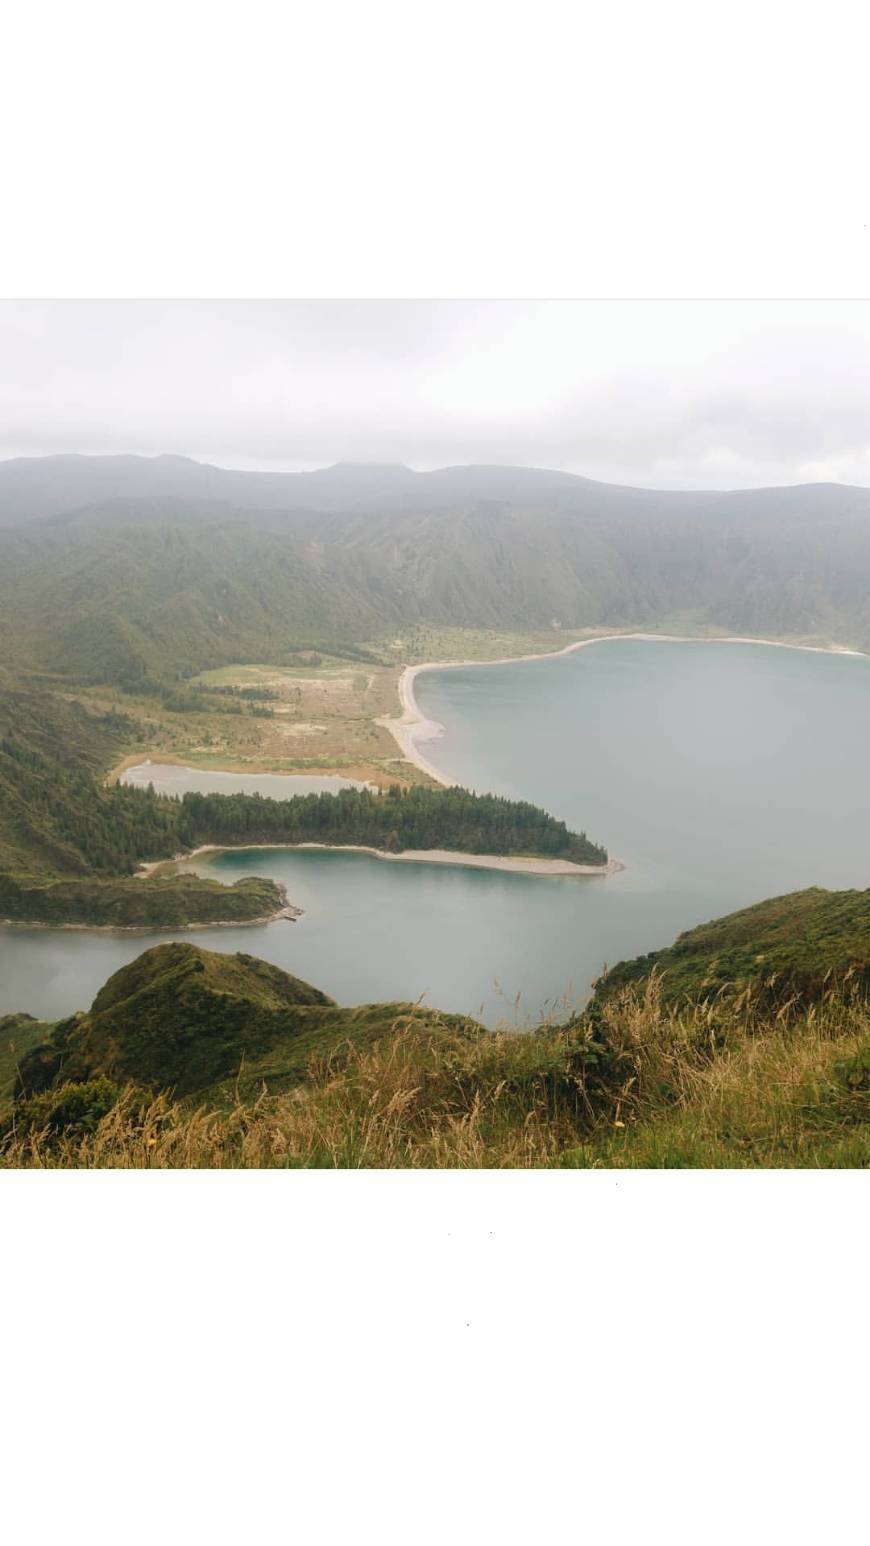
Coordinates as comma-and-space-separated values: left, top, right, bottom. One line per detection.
4, 640, 870, 1025
416, 639, 870, 899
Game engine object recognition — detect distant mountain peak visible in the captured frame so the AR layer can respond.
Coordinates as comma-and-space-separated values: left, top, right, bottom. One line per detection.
320, 460, 413, 474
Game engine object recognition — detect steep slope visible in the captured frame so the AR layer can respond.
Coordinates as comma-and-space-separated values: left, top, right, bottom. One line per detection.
15, 942, 476, 1102
0, 687, 288, 924
0, 1012, 53, 1116
5, 457, 870, 684
0, 687, 142, 874
592, 887, 870, 1008
0, 511, 392, 681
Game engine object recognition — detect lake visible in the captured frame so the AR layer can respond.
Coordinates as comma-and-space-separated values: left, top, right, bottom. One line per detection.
4, 639, 870, 1025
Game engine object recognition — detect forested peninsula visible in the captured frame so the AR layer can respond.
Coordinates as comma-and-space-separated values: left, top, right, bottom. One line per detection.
0, 686, 607, 927
178, 786, 606, 865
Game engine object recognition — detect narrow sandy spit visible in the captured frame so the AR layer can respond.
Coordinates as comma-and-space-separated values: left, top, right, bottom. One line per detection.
381, 630, 869, 784
175, 842, 624, 879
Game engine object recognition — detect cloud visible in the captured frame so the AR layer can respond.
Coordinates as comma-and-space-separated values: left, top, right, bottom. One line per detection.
2, 299, 870, 489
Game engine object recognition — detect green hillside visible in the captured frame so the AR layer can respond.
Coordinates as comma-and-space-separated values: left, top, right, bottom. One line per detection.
592, 887, 870, 1008
0, 687, 285, 923
0, 1012, 54, 1115
0, 686, 178, 876
13, 942, 477, 1106
4, 458, 870, 685
0, 872, 285, 927
2, 456, 870, 1166
0, 683, 110, 844
0, 512, 392, 682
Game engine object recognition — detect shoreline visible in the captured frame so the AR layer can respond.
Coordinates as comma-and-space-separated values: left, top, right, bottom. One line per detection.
381, 630, 869, 783
0, 900, 301, 935
176, 842, 625, 879
106, 749, 383, 790
107, 628, 866, 799
9, 629, 855, 935
1, 837, 622, 937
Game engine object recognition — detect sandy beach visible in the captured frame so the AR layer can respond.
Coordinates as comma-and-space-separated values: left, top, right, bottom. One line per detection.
380, 630, 868, 784
134, 629, 866, 890
175, 841, 624, 879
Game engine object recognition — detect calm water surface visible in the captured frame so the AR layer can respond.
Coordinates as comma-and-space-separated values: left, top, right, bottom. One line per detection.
121, 762, 373, 796
5, 641, 870, 1025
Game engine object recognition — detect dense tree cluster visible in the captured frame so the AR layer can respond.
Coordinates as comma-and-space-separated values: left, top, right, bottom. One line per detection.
179, 785, 607, 864
0, 730, 181, 876
0, 689, 181, 876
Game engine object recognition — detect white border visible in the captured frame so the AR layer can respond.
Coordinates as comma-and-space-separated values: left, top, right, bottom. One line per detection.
2, 1, 868, 1537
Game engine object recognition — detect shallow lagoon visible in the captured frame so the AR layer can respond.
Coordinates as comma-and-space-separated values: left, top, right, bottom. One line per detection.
121, 762, 373, 797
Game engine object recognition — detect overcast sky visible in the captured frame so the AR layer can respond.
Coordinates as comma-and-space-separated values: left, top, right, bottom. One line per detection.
2, 299, 870, 490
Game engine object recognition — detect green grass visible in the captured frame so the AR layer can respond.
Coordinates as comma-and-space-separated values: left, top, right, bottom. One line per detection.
192, 664, 282, 686
593, 887, 870, 1008
0, 872, 285, 928
0, 1013, 54, 1118
11, 942, 478, 1107
366, 625, 593, 664
4, 945, 868, 1167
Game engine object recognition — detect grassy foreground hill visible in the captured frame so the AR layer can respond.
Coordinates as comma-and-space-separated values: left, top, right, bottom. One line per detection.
7, 942, 477, 1114
592, 886, 870, 1009
3, 911, 868, 1167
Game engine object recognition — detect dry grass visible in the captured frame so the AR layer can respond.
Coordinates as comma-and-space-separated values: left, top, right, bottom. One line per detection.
3, 976, 868, 1168
92, 655, 427, 793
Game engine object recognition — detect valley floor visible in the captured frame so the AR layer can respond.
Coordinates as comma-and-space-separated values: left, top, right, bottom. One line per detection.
94, 623, 867, 798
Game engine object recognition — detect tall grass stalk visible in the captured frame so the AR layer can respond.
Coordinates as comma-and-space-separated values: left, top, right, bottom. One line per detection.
3, 977, 868, 1168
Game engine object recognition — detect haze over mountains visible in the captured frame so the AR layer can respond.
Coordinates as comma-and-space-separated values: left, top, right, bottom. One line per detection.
6, 449, 870, 525
4, 451, 870, 684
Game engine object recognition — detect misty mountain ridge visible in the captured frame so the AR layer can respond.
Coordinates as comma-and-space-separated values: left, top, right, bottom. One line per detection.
4, 451, 870, 684
4, 449, 870, 529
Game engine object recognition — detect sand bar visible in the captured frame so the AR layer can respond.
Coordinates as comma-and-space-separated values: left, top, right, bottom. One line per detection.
174, 842, 624, 879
